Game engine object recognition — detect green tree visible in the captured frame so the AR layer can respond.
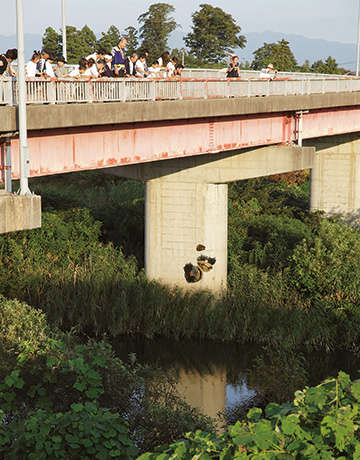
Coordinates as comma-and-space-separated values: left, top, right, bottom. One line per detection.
184, 4, 246, 66
42, 26, 61, 55
62, 26, 87, 63
138, 3, 179, 61
80, 24, 97, 55
123, 26, 139, 56
311, 56, 348, 74
251, 39, 298, 71
97, 25, 121, 54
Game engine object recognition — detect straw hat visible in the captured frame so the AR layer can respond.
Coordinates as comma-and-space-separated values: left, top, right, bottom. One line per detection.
267, 63, 274, 70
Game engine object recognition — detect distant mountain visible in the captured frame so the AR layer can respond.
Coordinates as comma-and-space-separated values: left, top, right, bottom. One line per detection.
1, 30, 357, 71
168, 29, 357, 71
241, 31, 357, 70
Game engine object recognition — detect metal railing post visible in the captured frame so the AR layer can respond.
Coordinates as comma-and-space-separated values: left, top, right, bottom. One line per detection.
4, 137, 12, 192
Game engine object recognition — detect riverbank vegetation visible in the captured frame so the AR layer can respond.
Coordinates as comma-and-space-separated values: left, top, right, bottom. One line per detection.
0, 171, 360, 351
2, 170, 360, 457
0, 295, 213, 458
1, 171, 360, 351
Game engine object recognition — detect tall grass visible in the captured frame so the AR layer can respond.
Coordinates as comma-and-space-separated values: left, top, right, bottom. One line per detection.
1, 172, 360, 350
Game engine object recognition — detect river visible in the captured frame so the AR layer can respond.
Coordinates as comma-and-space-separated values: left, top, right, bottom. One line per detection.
112, 337, 360, 423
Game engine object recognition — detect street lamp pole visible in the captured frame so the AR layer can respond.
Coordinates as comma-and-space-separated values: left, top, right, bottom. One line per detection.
357, 0, 360, 76
62, 0, 67, 60
16, 0, 30, 196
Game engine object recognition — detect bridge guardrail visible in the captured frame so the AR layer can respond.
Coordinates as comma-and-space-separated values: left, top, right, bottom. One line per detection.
1, 76, 360, 106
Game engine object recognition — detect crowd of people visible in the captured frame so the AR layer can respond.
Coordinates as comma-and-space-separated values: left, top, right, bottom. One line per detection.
0, 38, 185, 80
0, 43, 278, 81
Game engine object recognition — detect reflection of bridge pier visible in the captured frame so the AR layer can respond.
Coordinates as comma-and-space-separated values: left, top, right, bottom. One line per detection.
175, 368, 227, 430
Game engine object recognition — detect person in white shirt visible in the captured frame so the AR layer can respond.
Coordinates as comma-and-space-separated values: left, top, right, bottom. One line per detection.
44, 53, 55, 78
148, 61, 161, 78
86, 58, 99, 77
166, 57, 178, 78
25, 50, 41, 77
259, 63, 278, 80
135, 53, 149, 78
86, 49, 106, 62
69, 58, 88, 78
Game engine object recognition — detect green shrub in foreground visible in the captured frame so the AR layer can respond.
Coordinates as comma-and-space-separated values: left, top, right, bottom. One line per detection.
138, 371, 360, 459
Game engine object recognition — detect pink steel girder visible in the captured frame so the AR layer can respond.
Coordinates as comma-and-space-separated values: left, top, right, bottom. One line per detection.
3, 106, 360, 180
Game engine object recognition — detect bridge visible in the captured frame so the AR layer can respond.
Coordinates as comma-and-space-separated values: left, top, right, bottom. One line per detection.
1, 75, 360, 292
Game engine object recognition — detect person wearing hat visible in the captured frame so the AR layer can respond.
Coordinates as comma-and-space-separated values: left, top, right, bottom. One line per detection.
54, 55, 69, 78
259, 63, 278, 80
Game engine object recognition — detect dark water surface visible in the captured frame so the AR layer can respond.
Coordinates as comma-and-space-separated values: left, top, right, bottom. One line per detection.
112, 337, 360, 419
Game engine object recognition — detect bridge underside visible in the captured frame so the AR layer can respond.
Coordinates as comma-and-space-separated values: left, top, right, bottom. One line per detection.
2, 105, 360, 180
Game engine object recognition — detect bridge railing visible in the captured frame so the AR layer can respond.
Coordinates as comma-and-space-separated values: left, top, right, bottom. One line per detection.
182, 68, 347, 80
1, 76, 360, 105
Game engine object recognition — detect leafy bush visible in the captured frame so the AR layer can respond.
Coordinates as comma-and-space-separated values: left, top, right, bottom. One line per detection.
138, 372, 360, 459
0, 297, 213, 457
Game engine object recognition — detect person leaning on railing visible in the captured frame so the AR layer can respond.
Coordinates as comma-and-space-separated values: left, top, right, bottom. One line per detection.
0, 48, 17, 77
226, 55, 240, 78
54, 55, 69, 78
258, 63, 278, 80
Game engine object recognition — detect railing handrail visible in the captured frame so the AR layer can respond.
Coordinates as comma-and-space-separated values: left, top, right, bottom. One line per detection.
1, 75, 360, 106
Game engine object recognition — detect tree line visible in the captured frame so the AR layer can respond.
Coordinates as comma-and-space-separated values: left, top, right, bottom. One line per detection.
42, 2, 349, 74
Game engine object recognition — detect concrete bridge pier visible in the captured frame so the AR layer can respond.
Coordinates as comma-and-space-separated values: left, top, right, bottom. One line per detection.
106, 144, 314, 293
308, 134, 360, 221
145, 179, 228, 292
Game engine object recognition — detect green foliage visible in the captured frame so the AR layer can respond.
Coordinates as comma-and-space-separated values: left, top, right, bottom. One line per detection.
123, 26, 139, 56
0, 301, 213, 456
184, 4, 246, 65
311, 56, 348, 75
97, 25, 121, 54
251, 39, 298, 71
80, 24, 97, 55
138, 372, 360, 460
138, 3, 179, 62
64, 25, 90, 63
42, 26, 61, 55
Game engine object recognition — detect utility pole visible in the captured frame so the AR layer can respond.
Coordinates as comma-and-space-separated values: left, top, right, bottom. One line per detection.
16, 0, 31, 195
357, 0, 360, 76
62, 0, 67, 60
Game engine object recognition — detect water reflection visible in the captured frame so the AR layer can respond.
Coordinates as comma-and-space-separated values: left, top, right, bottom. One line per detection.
112, 337, 359, 421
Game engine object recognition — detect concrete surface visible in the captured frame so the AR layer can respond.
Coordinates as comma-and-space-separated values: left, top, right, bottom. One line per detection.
0, 191, 41, 234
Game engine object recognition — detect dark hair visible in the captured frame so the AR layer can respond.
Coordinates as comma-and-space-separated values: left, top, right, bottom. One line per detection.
31, 50, 41, 61
48, 52, 56, 61
97, 58, 106, 66
87, 58, 95, 67
152, 60, 159, 66
141, 48, 149, 55
6, 48, 17, 60
78, 57, 87, 66
97, 48, 106, 55
161, 51, 170, 66
139, 53, 147, 59
171, 56, 178, 64
175, 63, 184, 69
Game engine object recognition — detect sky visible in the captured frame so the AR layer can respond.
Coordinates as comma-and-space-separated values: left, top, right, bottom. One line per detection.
2, 0, 360, 44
